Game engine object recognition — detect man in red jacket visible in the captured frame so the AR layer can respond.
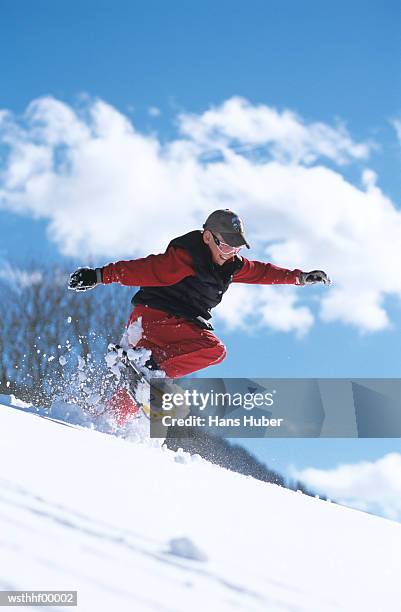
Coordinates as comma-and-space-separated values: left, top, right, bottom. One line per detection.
69, 210, 330, 420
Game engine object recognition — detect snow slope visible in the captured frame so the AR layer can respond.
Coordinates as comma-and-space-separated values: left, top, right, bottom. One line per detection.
0, 399, 400, 612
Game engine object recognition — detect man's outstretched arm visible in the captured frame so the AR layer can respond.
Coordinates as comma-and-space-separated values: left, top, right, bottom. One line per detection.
234, 258, 330, 285
68, 247, 195, 291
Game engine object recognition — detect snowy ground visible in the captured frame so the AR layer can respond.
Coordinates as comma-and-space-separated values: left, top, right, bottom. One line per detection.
0, 397, 400, 612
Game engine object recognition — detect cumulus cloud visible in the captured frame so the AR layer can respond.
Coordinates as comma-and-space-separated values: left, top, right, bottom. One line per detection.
0, 95, 400, 333
293, 453, 401, 521
215, 284, 314, 337
178, 97, 371, 165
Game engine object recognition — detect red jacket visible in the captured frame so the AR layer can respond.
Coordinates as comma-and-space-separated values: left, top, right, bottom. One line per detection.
102, 247, 303, 287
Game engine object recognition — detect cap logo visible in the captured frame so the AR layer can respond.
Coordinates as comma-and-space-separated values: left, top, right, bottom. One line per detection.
231, 215, 242, 232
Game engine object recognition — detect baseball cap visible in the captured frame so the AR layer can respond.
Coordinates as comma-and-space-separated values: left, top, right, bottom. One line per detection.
203, 209, 250, 249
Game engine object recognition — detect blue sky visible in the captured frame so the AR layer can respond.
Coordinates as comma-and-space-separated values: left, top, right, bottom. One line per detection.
1, 0, 401, 504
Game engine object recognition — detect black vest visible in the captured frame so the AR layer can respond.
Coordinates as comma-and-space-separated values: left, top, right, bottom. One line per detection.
132, 230, 243, 328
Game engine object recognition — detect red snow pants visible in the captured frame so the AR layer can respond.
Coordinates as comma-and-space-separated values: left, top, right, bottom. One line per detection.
128, 305, 227, 378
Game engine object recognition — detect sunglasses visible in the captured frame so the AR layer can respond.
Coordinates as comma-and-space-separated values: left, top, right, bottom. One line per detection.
211, 232, 243, 255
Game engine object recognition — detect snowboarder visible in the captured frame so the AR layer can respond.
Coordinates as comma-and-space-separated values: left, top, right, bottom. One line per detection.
68, 209, 330, 422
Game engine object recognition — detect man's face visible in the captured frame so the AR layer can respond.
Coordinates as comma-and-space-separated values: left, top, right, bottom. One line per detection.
203, 230, 239, 266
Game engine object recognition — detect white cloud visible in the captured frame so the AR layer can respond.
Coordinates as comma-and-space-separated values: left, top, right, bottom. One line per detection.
0, 95, 400, 334
293, 453, 401, 521
215, 284, 314, 336
178, 97, 371, 165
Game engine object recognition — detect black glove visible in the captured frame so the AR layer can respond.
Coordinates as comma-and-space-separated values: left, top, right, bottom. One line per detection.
68, 267, 102, 291
300, 270, 331, 286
